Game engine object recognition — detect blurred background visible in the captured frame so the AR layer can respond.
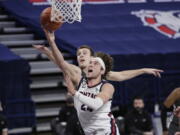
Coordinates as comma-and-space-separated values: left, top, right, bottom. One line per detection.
0, 0, 180, 135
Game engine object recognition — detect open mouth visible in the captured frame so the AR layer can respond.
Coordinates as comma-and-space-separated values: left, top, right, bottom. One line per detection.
88, 69, 93, 73
80, 59, 85, 63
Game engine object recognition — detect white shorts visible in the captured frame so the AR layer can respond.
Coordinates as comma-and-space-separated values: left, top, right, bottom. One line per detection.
84, 125, 120, 135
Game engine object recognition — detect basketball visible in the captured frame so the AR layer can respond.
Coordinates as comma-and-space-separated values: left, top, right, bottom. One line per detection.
40, 7, 62, 31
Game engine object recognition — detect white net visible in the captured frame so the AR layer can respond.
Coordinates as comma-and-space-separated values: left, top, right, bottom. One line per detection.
51, 0, 82, 23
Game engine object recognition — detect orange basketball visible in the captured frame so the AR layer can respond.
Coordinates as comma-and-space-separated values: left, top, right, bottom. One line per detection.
40, 7, 62, 31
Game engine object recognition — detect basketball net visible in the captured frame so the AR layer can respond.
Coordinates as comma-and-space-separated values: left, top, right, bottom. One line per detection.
50, 0, 82, 23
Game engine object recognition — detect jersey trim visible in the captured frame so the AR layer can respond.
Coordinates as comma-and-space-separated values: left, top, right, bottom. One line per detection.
77, 77, 86, 91
108, 113, 117, 135
99, 80, 108, 92
87, 81, 103, 88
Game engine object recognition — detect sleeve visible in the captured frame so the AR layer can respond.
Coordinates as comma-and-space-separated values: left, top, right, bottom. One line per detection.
74, 92, 103, 110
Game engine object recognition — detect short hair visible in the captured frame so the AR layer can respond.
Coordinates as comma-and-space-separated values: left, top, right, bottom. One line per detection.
77, 45, 95, 56
95, 52, 113, 79
133, 96, 144, 102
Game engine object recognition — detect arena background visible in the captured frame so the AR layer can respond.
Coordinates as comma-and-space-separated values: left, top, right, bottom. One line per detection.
0, 0, 180, 134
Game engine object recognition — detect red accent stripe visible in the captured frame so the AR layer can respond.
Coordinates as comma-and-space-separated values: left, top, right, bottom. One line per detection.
158, 25, 176, 35
145, 17, 156, 24
108, 113, 116, 135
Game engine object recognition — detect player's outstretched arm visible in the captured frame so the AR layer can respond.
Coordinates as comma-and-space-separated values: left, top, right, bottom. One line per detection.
33, 45, 56, 63
107, 68, 164, 81
44, 29, 81, 85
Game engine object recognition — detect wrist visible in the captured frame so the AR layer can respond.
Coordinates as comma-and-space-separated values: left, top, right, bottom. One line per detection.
72, 90, 77, 96
74, 91, 80, 97
141, 68, 146, 73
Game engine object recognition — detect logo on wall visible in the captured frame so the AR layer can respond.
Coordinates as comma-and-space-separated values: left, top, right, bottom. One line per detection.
131, 10, 180, 39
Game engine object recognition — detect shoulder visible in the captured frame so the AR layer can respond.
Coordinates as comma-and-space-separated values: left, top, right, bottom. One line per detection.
101, 82, 114, 91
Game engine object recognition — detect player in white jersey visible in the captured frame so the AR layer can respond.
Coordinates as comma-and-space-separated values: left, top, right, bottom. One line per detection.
64, 53, 120, 135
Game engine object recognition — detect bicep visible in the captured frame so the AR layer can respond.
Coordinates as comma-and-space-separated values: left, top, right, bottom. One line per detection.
96, 83, 114, 103
63, 63, 82, 86
106, 71, 123, 81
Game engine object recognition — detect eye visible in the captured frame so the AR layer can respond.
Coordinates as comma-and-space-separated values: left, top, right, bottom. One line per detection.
94, 61, 98, 65
83, 51, 87, 55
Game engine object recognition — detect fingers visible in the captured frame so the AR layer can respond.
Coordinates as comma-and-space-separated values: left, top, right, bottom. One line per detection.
156, 69, 164, 73
155, 71, 161, 78
33, 44, 46, 50
152, 69, 163, 78
33, 44, 43, 48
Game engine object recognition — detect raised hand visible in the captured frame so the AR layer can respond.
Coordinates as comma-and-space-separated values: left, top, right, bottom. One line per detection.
143, 68, 164, 78
33, 45, 50, 54
43, 28, 55, 42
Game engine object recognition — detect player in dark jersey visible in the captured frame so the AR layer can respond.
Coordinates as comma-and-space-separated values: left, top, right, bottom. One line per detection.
161, 87, 180, 135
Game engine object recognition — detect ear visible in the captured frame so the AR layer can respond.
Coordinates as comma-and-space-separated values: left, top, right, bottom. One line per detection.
100, 68, 105, 75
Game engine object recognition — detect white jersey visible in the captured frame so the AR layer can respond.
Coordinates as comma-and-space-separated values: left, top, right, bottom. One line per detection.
74, 77, 119, 135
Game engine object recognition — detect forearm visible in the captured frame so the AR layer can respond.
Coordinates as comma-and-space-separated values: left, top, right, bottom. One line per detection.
108, 69, 145, 81
119, 69, 145, 79
44, 49, 57, 64
74, 92, 103, 110
48, 39, 67, 70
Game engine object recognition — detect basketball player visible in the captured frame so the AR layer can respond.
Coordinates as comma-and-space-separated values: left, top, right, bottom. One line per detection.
64, 54, 120, 135
33, 29, 163, 85
161, 87, 180, 135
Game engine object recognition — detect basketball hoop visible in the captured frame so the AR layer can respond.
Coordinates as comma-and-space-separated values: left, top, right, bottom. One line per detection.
50, 0, 82, 23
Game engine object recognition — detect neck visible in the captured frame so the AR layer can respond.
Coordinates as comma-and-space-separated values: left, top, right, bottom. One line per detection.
82, 67, 88, 76
87, 76, 101, 87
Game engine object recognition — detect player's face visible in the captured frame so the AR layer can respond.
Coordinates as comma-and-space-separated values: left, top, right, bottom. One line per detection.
133, 99, 144, 108
86, 58, 104, 79
77, 48, 92, 69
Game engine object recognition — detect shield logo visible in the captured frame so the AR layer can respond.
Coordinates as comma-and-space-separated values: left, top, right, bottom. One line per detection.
131, 10, 180, 39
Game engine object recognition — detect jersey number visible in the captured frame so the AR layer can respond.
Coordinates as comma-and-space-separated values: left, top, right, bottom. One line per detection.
81, 104, 93, 112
